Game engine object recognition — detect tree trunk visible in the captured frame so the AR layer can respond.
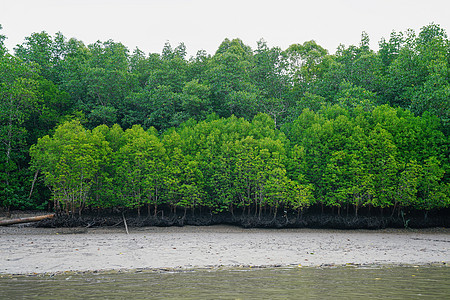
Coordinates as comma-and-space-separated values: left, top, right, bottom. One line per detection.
272, 206, 278, 221
28, 170, 39, 199
0, 214, 55, 226
391, 202, 397, 218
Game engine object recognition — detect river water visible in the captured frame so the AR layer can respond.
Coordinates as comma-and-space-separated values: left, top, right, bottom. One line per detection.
1, 266, 448, 299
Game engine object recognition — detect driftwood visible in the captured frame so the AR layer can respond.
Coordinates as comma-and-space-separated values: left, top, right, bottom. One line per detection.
0, 214, 55, 226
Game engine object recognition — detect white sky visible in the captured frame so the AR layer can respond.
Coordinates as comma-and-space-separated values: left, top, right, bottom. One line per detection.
1, 0, 449, 57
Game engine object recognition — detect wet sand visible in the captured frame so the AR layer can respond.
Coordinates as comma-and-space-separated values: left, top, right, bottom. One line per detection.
1, 225, 449, 274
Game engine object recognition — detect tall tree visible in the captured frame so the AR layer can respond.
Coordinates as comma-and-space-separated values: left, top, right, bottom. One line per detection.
0, 55, 39, 210
30, 120, 108, 215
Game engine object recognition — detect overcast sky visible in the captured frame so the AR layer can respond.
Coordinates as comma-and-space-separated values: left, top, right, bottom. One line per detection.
1, 0, 449, 57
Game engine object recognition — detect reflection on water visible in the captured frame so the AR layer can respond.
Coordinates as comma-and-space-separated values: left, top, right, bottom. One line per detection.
1, 266, 449, 299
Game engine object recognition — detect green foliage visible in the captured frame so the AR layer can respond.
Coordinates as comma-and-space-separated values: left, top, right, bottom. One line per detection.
284, 103, 449, 214
0, 23, 448, 215
0, 54, 40, 209
0, 24, 7, 56
30, 120, 109, 214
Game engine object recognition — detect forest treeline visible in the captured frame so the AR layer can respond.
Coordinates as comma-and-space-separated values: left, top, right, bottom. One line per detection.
0, 23, 449, 218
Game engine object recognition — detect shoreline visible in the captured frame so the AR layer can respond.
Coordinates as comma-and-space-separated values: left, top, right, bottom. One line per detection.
1, 263, 448, 278
1, 225, 449, 275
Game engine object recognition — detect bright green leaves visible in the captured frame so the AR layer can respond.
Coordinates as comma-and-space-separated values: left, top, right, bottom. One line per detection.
416, 157, 448, 210
396, 157, 449, 211
114, 125, 166, 211
159, 113, 300, 215
286, 103, 449, 214
30, 120, 109, 215
364, 125, 399, 209
177, 158, 205, 211
397, 160, 422, 209
29, 106, 448, 216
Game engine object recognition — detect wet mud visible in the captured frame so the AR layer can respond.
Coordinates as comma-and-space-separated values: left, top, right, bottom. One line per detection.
35, 209, 449, 230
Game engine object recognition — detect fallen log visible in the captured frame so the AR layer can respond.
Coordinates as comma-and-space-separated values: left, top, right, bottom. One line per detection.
0, 214, 55, 226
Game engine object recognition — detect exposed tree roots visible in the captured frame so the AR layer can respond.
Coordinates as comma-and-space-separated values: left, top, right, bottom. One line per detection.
36, 210, 449, 230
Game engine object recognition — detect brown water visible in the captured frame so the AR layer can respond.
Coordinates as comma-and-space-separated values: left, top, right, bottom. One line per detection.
1, 266, 449, 299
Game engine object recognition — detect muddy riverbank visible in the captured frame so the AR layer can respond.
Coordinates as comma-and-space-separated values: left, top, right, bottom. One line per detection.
1, 225, 448, 275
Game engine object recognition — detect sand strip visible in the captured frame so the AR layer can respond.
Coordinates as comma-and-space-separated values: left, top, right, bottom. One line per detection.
1, 226, 449, 274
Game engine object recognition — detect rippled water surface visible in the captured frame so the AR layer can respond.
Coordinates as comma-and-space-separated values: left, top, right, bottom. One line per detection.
1, 266, 449, 299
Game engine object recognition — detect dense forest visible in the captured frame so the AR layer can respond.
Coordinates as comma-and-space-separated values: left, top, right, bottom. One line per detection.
1, 23, 449, 225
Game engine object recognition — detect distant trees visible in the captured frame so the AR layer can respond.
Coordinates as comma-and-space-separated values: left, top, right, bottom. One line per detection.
0, 23, 448, 215
0, 54, 39, 211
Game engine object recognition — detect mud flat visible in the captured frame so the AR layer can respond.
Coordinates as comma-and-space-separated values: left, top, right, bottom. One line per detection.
0, 226, 449, 274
